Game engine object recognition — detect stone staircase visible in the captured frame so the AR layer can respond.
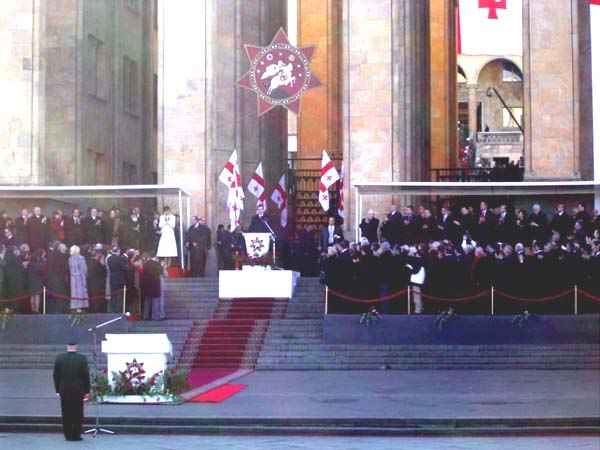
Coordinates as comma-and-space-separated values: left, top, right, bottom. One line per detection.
256, 278, 600, 370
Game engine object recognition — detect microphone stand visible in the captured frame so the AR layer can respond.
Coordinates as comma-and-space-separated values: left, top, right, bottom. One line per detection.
261, 217, 277, 267
84, 315, 124, 437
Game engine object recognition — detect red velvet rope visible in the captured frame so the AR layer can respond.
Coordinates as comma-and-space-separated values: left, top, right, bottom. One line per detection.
0, 288, 124, 303
577, 288, 600, 304
494, 288, 574, 303
419, 290, 491, 303
327, 288, 408, 303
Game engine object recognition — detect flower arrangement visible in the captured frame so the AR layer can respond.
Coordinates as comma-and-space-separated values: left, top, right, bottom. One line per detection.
433, 307, 459, 332
68, 308, 86, 327
244, 254, 274, 267
90, 359, 189, 402
0, 307, 15, 331
360, 307, 381, 326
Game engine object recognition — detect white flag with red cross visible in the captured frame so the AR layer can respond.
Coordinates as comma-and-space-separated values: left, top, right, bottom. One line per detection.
270, 174, 288, 228
247, 161, 267, 210
457, 0, 522, 56
218, 150, 245, 229
592, 0, 600, 182
319, 150, 340, 212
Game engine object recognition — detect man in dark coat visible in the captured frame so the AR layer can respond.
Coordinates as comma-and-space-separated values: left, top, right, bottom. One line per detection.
106, 247, 128, 313
87, 250, 107, 313
83, 208, 104, 245
187, 216, 211, 277
46, 243, 70, 314
549, 203, 573, 243
140, 256, 162, 320
248, 205, 272, 233
474, 201, 497, 246
437, 206, 456, 242
14, 208, 29, 245
64, 209, 85, 247
526, 203, 549, 244
53, 342, 90, 441
359, 209, 379, 244
319, 216, 344, 254
26, 206, 50, 252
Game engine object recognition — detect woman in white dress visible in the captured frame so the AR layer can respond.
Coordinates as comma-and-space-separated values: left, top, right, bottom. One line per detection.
156, 206, 178, 267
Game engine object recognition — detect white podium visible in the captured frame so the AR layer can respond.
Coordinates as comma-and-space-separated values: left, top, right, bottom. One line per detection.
101, 334, 172, 389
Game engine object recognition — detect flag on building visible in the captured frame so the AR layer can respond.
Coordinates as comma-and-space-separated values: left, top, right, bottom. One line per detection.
337, 166, 345, 218
271, 174, 288, 228
247, 161, 267, 210
457, 0, 522, 56
218, 150, 245, 229
592, 0, 600, 182
318, 150, 340, 212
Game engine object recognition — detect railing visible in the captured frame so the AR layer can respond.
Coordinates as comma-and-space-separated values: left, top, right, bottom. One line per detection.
431, 167, 524, 182
477, 131, 522, 144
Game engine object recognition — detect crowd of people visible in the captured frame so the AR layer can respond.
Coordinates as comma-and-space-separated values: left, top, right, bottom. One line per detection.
316, 201, 600, 315
0, 205, 212, 320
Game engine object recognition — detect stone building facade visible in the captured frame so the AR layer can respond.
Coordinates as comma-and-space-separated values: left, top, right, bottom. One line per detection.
0, 0, 157, 188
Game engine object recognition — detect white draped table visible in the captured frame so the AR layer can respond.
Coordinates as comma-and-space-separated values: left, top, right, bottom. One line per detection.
218, 268, 300, 298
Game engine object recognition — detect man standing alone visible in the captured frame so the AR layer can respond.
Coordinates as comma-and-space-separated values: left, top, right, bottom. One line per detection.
53, 341, 90, 441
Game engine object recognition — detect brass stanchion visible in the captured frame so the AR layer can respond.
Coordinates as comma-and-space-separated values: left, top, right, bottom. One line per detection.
407, 285, 411, 315
122, 285, 127, 315
42, 287, 46, 316
574, 285, 578, 315
325, 285, 329, 315
491, 286, 495, 316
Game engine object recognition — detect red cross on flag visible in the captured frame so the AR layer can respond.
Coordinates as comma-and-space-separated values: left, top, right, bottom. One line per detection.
319, 150, 340, 212
457, 0, 522, 56
247, 161, 267, 210
593, 0, 600, 182
270, 174, 288, 228
218, 150, 245, 229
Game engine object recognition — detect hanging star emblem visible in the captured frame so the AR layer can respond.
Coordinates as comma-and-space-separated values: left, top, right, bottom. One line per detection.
237, 27, 323, 116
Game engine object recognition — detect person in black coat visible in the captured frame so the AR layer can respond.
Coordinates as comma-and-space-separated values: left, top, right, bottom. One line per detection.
526, 204, 549, 244
474, 201, 497, 246
187, 216, 212, 277
87, 250, 107, 313
359, 210, 380, 244
549, 203, 573, 243
13, 208, 29, 246
27, 249, 45, 313
46, 243, 70, 314
496, 204, 516, 244
83, 208, 104, 245
53, 343, 90, 441
140, 256, 162, 320
106, 247, 128, 313
437, 207, 456, 242
319, 216, 344, 254
383, 204, 403, 246
63, 209, 85, 247
247, 205, 272, 234
26, 206, 50, 252
4, 247, 28, 312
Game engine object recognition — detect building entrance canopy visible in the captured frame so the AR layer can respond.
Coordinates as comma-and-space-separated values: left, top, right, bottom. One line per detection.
353, 181, 600, 242
0, 185, 191, 269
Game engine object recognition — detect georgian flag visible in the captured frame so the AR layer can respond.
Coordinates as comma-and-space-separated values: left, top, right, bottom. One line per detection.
247, 162, 267, 210
458, 0, 522, 56
319, 150, 340, 212
218, 150, 244, 229
337, 166, 345, 218
271, 174, 288, 228
592, 0, 600, 182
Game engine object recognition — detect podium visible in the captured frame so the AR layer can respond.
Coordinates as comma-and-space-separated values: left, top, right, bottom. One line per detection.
101, 334, 172, 389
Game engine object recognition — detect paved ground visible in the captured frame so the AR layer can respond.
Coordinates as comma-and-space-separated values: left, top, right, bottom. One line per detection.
1, 369, 599, 419
0, 433, 599, 450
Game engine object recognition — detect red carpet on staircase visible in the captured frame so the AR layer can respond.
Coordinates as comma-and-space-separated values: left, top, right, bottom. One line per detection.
186, 298, 286, 390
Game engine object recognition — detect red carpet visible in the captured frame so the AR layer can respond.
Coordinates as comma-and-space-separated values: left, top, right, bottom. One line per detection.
186, 369, 237, 390
188, 384, 247, 403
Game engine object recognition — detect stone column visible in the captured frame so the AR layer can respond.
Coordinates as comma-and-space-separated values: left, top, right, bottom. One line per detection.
342, 0, 430, 228
466, 84, 478, 137
523, 0, 592, 180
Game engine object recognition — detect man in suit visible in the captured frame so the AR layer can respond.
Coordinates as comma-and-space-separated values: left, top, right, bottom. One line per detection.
437, 206, 456, 242
359, 209, 379, 244
319, 216, 344, 254
53, 341, 90, 442
26, 206, 50, 252
187, 216, 212, 277
14, 208, 29, 245
550, 203, 573, 242
83, 208, 104, 245
106, 246, 129, 313
475, 201, 497, 246
64, 209, 85, 247
496, 204, 516, 244
248, 204, 272, 233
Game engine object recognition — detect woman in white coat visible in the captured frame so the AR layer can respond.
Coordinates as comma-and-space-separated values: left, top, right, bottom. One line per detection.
156, 206, 178, 267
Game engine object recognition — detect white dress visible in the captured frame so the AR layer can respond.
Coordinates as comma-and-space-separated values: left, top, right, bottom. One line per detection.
156, 213, 178, 257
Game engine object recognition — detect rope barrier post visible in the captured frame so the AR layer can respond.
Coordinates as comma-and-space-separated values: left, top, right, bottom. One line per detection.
122, 285, 127, 315
325, 285, 328, 315
491, 286, 495, 316
407, 285, 411, 315
574, 285, 578, 315
42, 287, 46, 316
